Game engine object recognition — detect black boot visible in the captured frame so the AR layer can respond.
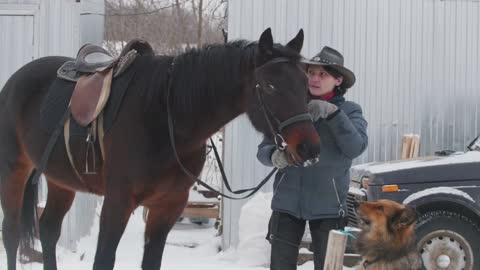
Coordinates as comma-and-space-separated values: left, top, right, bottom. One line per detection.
267, 211, 306, 270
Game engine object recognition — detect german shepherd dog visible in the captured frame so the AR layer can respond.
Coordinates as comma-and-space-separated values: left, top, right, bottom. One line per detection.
353, 199, 423, 270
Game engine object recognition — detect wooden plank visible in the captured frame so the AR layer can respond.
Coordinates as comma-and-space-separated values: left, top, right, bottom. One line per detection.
186, 201, 220, 208
143, 202, 220, 222
401, 135, 411, 159
411, 135, 420, 158
408, 135, 415, 158
402, 134, 420, 159
323, 230, 347, 270
181, 207, 219, 219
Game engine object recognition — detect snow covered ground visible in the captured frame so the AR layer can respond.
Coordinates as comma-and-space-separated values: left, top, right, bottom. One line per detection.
0, 192, 354, 269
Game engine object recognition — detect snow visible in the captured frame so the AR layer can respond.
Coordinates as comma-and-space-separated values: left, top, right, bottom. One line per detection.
355, 151, 480, 174
403, 186, 476, 205
0, 194, 354, 270
235, 192, 272, 267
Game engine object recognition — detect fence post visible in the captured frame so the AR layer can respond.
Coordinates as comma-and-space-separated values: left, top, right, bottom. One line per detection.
323, 230, 348, 270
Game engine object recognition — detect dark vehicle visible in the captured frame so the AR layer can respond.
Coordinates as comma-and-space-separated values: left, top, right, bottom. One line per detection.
347, 135, 480, 270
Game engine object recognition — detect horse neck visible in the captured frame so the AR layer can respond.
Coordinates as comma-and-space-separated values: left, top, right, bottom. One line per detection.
172, 74, 254, 144
170, 45, 256, 143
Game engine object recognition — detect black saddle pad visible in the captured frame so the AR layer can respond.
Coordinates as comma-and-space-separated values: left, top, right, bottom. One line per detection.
40, 59, 139, 135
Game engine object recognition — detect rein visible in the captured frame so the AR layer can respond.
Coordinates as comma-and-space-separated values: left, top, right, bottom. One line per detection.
166, 57, 311, 200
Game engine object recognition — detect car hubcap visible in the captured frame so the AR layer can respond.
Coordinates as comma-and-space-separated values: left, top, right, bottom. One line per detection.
418, 230, 473, 270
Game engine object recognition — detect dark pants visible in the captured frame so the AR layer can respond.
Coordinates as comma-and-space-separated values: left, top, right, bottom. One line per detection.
267, 211, 344, 270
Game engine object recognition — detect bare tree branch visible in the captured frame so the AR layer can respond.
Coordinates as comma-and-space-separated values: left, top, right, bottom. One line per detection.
104, 0, 226, 55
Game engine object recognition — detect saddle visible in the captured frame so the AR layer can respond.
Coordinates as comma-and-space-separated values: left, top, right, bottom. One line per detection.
57, 39, 154, 126
57, 39, 154, 176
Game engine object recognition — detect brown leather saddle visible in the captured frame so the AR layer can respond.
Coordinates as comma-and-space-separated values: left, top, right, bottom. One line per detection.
57, 39, 154, 127
56, 39, 154, 176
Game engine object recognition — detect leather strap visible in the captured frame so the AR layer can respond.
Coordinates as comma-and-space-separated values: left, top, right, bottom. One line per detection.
64, 117, 84, 182
31, 108, 71, 185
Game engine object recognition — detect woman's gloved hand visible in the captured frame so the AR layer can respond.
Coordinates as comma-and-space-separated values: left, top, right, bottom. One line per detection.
307, 100, 338, 121
271, 149, 290, 169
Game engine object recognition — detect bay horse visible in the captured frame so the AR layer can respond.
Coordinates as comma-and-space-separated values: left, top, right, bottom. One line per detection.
0, 28, 321, 270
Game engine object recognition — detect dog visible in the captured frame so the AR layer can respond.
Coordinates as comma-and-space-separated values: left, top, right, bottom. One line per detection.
353, 199, 423, 270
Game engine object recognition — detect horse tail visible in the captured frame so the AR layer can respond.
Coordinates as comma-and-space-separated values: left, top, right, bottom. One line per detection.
20, 169, 39, 252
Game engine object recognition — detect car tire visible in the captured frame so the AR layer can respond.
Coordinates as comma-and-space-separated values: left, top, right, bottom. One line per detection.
416, 210, 480, 270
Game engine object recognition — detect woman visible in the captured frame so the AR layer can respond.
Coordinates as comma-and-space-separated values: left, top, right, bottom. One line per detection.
257, 46, 368, 270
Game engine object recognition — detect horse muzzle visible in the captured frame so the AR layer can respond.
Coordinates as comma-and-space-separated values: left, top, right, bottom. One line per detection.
281, 121, 321, 167
296, 142, 320, 166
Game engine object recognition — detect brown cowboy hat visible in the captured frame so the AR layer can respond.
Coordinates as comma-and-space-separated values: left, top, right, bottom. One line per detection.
301, 46, 356, 89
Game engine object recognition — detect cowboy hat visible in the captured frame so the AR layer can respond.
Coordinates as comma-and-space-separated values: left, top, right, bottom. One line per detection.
301, 46, 356, 89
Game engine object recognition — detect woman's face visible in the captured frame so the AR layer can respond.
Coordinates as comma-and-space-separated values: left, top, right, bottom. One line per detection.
307, 65, 343, 97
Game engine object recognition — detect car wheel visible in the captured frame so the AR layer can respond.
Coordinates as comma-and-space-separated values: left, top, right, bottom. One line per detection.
416, 210, 480, 270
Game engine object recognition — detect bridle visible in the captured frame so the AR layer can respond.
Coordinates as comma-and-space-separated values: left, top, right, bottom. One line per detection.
166, 56, 311, 199
254, 81, 311, 151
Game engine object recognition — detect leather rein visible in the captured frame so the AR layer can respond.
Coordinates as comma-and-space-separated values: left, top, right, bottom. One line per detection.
166, 57, 312, 200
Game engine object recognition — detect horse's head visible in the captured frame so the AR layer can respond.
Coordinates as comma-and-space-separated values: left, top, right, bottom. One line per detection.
247, 28, 321, 166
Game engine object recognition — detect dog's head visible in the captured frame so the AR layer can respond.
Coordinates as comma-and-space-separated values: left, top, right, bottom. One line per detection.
354, 199, 418, 261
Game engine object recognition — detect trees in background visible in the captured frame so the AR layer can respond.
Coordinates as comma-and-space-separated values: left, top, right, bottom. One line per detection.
104, 0, 227, 55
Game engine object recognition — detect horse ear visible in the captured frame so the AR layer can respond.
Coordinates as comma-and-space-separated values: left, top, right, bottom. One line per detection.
259, 28, 274, 55
286, 29, 304, 53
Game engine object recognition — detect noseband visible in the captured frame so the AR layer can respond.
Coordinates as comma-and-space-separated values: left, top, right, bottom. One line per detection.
254, 57, 312, 150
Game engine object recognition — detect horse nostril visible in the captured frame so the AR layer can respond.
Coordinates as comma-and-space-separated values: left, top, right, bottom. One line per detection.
311, 143, 321, 157
297, 143, 308, 160
296, 143, 321, 160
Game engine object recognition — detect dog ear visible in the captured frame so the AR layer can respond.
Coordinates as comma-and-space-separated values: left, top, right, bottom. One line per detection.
390, 206, 418, 230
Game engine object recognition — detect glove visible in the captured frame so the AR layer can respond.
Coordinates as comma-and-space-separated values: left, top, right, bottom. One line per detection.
307, 100, 338, 121
271, 149, 289, 169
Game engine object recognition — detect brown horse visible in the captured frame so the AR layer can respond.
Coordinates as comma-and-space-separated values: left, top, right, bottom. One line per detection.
0, 28, 320, 270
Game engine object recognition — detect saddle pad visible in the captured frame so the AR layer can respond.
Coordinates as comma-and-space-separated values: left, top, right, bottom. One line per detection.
40, 58, 139, 136
39, 79, 75, 132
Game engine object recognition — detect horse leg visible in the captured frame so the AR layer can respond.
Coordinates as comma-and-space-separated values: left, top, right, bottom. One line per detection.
141, 191, 189, 270
39, 180, 75, 270
0, 155, 33, 270
93, 191, 136, 270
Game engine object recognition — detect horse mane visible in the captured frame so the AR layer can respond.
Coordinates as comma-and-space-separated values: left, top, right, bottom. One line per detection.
142, 39, 302, 114
169, 40, 256, 114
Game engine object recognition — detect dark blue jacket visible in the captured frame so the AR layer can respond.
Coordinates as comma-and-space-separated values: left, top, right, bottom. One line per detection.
257, 96, 368, 220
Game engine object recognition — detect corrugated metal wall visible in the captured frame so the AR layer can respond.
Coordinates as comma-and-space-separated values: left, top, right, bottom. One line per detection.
0, 8, 35, 89
0, 0, 105, 251
223, 0, 480, 249
80, 0, 104, 46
